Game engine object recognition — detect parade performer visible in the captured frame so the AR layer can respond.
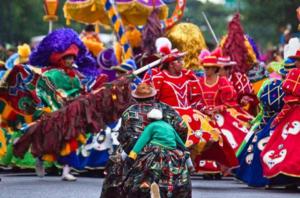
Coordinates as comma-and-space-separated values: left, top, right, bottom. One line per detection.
0, 44, 53, 170
261, 49, 300, 188
219, 14, 267, 115
235, 68, 287, 188
194, 55, 248, 176
144, 47, 239, 175
97, 48, 118, 82
100, 83, 189, 198
111, 58, 142, 90
123, 119, 192, 198
217, 55, 256, 129
8, 28, 108, 181
109, 108, 194, 172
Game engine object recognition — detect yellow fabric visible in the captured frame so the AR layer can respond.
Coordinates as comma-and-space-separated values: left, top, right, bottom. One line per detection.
0, 98, 34, 124
42, 154, 56, 162
95, 24, 99, 33
125, 27, 141, 48
183, 111, 223, 161
252, 78, 269, 95
91, 3, 96, 11
43, 15, 58, 22
128, 151, 137, 160
63, 0, 167, 26
60, 143, 71, 156
0, 127, 7, 158
81, 37, 105, 57
77, 134, 86, 144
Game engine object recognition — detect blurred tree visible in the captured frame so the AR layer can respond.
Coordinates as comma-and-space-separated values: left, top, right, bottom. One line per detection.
168, 0, 231, 48
241, 0, 299, 49
0, 0, 85, 46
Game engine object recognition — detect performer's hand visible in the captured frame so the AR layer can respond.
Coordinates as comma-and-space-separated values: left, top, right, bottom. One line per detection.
204, 109, 213, 117
270, 121, 277, 129
240, 97, 249, 106
212, 106, 224, 114
125, 157, 135, 169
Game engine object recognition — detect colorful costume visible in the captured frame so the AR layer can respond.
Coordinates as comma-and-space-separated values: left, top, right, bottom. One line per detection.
235, 79, 285, 188
229, 72, 258, 126
5, 29, 108, 180
146, 65, 239, 173
261, 67, 300, 186
100, 101, 188, 198
124, 120, 191, 198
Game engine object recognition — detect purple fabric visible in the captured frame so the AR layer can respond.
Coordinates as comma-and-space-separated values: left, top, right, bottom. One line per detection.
67, 0, 88, 2
68, 0, 165, 6
245, 35, 260, 61
116, 0, 164, 7
101, 70, 117, 82
29, 28, 100, 77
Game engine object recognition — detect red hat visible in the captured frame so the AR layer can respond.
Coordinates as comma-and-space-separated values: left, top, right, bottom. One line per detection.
50, 44, 79, 64
203, 56, 223, 68
217, 56, 237, 67
289, 48, 300, 60
159, 46, 186, 64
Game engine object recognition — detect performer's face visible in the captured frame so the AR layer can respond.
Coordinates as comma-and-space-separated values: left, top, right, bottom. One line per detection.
219, 67, 231, 77
63, 55, 75, 69
296, 59, 300, 68
170, 59, 183, 74
116, 71, 126, 79
204, 66, 217, 77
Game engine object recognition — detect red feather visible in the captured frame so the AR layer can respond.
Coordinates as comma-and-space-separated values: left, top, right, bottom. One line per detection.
159, 45, 172, 55
210, 47, 223, 58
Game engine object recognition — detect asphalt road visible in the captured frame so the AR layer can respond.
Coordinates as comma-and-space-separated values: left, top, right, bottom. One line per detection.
1, 172, 300, 198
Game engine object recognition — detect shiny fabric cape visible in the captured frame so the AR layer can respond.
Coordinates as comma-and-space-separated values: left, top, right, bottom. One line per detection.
13, 77, 133, 158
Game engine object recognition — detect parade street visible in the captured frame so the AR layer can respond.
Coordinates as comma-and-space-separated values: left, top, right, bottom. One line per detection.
1, 172, 300, 198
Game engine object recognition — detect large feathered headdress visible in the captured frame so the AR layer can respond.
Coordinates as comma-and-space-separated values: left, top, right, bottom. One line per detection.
220, 13, 257, 73
29, 28, 100, 76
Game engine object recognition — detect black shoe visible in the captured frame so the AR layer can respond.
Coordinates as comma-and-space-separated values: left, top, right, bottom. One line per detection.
214, 173, 222, 180
285, 184, 298, 191
202, 174, 213, 180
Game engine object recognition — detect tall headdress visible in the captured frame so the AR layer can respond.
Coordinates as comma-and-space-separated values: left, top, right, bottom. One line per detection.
141, 9, 163, 55
220, 13, 257, 73
29, 28, 100, 76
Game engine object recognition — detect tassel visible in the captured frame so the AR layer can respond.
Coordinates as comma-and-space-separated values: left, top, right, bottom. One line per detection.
95, 24, 99, 33
91, 3, 96, 11
66, 18, 70, 26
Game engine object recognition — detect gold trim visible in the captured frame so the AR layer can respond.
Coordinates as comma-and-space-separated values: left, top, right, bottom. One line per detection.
151, 141, 173, 149
128, 151, 137, 160
204, 77, 219, 88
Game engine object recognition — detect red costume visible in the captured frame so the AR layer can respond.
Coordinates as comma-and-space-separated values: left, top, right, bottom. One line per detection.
228, 72, 257, 128
261, 68, 300, 179
144, 69, 239, 171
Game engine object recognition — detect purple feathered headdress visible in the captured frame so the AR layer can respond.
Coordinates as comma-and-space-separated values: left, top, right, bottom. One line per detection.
29, 28, 100, 76
245, 35, 260, 61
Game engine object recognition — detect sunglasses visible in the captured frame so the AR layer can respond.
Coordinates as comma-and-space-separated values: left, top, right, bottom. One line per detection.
172, 59, 184, 64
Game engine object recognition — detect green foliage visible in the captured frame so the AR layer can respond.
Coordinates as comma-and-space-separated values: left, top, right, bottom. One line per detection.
241, 0, 299, 48
0, 0, 85, 45
1, 0, 299, 50
169, 0, 231, 47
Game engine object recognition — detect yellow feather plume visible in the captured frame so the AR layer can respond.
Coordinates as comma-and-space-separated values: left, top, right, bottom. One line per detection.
125, 27, 141, 48
166, 23, 207, 70
18, 44, 31, 58
81, 37, 105, 57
